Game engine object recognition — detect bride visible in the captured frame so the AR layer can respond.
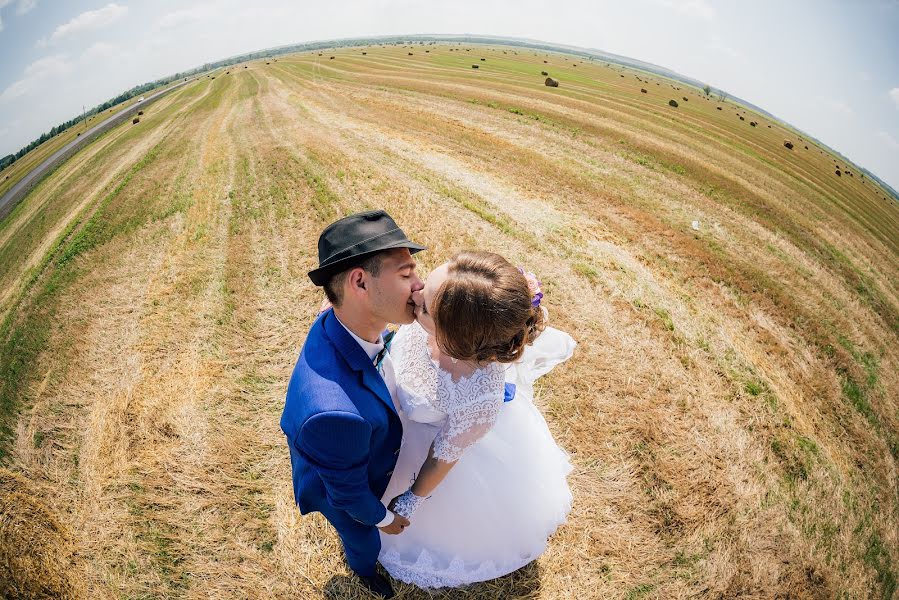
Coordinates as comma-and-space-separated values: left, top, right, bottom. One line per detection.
379, 250, 576, 588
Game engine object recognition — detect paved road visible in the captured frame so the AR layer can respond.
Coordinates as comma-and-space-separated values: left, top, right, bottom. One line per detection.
0, 79, 190, 222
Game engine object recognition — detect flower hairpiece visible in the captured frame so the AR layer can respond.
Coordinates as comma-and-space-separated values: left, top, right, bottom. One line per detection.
517, 267, 543, 308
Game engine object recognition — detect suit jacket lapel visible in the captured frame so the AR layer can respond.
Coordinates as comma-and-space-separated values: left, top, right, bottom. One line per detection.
322, 309, 397, 417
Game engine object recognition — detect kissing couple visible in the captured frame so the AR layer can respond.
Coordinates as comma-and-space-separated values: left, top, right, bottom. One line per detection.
281, 210, 576, 597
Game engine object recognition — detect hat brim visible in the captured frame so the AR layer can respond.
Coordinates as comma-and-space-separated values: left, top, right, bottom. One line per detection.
308, 241, 426, 286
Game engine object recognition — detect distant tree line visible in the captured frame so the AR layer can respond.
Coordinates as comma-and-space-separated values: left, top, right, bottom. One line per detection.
0, 46, 302, 175
0, 72, 190, 174
0, 37, 406, 175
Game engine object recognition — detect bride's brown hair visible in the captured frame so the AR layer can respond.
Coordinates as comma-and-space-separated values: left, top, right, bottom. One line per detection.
432, 251, 545, 363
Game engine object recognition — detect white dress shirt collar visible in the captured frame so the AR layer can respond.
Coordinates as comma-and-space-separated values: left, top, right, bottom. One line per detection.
334, 313, 384, 361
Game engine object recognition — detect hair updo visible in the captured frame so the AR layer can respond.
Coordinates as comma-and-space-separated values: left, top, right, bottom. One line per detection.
432, 251, 546, 364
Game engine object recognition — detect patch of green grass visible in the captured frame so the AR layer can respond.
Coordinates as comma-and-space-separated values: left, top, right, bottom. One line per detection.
573, 261, 599, 283
301, 154, 340, 221
796, 435, 819, 455
654, 307, 674, 331
771, 436, 809, 483
624, 583, 656, 600
0, 129, 196, 461
141, 523, 189, 591
766, 243, 788, 261
841, 375, 878, 428
745, 378, 766, 396
864, 531, 897, 600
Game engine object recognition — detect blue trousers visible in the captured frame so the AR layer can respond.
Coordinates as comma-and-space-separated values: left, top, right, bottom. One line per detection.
318, 503, 381, 577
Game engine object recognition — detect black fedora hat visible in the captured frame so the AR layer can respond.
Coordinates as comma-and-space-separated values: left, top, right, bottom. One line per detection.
308, 210, 426, 286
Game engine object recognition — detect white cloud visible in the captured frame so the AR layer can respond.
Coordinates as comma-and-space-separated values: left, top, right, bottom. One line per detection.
890, 88, 899, 109
16, 0, 36, 15
876, 131, 899, 150
81, 41, 115, 61
0, 0, 35, 31
44, 2, 128, 45
0, 54, 71, 103
158, 5, 216, 29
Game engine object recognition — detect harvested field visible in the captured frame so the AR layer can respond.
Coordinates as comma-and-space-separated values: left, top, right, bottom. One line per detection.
0, 44, 897, 599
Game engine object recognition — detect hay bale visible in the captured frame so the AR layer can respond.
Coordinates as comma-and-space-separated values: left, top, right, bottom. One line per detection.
541, 71, 548, 76
132, 117, 139, 124
668, 99, 679, 107
835, 170, 841, 176
0, 469, 84, 600
739, 116, 745, 121
716, 106, 722, 110
640, 88, 647, 93
545, 77, 559, 87
362, 52, 367, 55
805, 145, 809, 150
471, 64, 479, 69
137, 110, 143, 116
682, 96, 689, 102
784, 141, 794, 149
330, 56, 335, 59
750, 121, 757, 126
480, 58, 486, 61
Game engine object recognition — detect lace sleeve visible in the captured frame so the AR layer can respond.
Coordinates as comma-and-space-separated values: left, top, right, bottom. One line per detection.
432, 365, 505, 463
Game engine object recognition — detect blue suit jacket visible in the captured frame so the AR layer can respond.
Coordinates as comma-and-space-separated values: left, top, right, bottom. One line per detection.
280, 309, 402, 527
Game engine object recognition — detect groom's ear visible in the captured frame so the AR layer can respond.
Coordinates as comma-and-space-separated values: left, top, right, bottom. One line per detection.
347, 267, 367, 294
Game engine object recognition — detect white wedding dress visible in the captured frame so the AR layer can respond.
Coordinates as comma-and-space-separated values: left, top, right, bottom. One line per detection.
379, 319, 576, 588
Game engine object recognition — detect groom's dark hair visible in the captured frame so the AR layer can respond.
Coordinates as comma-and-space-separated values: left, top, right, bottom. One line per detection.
323, 252, 386, 306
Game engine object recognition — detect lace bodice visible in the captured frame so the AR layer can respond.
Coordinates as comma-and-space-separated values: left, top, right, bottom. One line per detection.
391, 321, 505, 462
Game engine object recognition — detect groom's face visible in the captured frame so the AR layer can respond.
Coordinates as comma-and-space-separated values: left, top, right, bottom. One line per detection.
368, 248, 424, 325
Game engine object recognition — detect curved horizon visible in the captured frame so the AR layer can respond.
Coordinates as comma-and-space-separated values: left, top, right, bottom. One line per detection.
0, 1, 897, 191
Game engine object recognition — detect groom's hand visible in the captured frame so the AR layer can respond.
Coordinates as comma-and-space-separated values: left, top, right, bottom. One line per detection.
378, 511, 409, 535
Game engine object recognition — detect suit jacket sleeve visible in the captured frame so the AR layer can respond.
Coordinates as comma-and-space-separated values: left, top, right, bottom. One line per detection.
296, 410, 389, 527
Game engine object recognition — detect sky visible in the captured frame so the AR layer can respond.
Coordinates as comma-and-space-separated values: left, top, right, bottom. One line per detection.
1, 0, 898, 190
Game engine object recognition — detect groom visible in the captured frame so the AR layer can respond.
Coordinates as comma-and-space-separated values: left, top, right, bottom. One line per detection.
280, 209, 426, 598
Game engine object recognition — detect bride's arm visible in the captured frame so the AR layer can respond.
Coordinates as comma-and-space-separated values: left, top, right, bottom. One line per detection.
387, 443, 455, 517
389, 378, 503, 518
411, 443, 456, 496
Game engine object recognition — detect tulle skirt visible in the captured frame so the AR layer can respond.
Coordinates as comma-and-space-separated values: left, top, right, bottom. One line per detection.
379, 327, 576, 588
